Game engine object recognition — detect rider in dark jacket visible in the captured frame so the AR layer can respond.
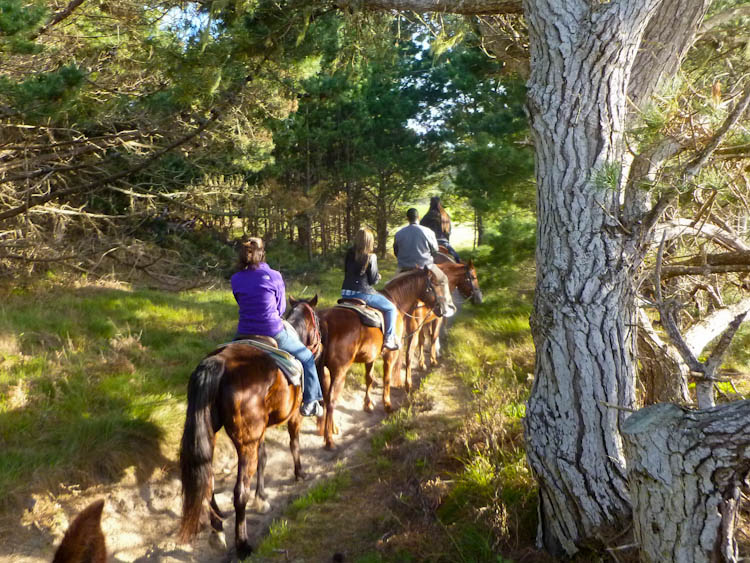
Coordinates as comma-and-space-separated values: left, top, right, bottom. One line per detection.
341, 228, 400, 350
420, 196, 461, 263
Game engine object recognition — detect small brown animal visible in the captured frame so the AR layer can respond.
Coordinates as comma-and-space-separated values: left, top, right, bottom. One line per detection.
52, 500, 106, 563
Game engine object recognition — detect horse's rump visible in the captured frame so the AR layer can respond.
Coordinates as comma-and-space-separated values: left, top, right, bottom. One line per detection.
319, 307, 382, 363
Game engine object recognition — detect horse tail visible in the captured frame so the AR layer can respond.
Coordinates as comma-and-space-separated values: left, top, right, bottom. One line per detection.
179, 355, 224, 542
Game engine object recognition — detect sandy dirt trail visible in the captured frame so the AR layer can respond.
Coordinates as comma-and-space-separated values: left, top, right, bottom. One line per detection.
2, 378, 400, 563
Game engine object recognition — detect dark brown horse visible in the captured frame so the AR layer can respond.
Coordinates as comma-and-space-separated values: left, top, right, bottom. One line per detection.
179, 296, 320, 558
403, 258, 482, 389
52, 500, 106, 563
317, 267, 453, 450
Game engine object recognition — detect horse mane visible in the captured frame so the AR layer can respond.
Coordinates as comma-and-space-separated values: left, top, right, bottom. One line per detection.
439, 261, 464, 279
383, 269, 425, 307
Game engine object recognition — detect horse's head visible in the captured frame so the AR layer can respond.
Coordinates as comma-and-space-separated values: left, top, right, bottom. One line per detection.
286, 294, 321, 357
422, 265, 456, 318
459, 259, 483, 304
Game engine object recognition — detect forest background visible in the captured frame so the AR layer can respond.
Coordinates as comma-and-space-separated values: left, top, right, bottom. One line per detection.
2, 0, 750, 561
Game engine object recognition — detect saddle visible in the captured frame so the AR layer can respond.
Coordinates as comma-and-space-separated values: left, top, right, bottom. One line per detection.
220, 322, 303, 387
435, 250, 457, 263
335, 298, 384, 330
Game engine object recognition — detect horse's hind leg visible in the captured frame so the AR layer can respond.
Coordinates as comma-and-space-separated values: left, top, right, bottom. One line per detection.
234, 441, 260, 559
287, 412, 306, 480
249, 441, 271, 514
324, 366, 348, 450
208, 474, 226, 533
363, 361, 376, 413
382, 351, 399, 412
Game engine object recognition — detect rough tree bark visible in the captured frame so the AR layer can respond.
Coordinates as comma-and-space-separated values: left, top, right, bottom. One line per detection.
522, 0, 711, 554
637, 309, 691, 404
622, 402, 750, 562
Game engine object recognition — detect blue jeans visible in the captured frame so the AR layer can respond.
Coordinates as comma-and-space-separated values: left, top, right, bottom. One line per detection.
342, 290, 398, 341
437, 238, 461, 263
273, 325, 323, 405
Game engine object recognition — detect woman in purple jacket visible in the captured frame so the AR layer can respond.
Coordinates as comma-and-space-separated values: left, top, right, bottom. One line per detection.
230, 238, 323, 417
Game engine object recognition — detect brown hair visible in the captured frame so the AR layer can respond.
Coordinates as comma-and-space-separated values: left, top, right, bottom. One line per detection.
353, 228, 375, 274
425, 196, 451, 237
237, 237, 266, 270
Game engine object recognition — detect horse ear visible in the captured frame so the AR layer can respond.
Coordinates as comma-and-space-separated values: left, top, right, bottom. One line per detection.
53, 500, 106, 563
468, 258, 474, 267
309, 294, 318, 307
289, 295, 299, 307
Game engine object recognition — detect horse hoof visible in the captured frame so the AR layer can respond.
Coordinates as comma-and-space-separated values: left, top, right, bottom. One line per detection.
324, 441, 337, 451
210, 530, 227, 551
250, 496, 271, 514
363, 402, 374, 413
236, 541, 253, 560
384, 404, 393, 413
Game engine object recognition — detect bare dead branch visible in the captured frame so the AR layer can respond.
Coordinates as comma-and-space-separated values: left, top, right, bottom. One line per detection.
341, 0, 523, 15
704, 311, 748, 375
0, 115, 216, 222
28, 0, 87, 40
683, 84, 750, 180
660, 264, 750, 279
699, 5, 750, 34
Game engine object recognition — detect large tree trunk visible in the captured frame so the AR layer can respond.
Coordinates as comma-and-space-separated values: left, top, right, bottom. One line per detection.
522, 0, 666, 554
622, 402, 750, 563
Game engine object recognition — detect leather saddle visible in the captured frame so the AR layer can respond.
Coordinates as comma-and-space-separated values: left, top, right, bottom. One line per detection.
335, 298, 384, 330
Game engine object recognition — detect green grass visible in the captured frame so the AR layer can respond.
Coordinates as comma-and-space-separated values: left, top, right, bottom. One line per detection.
0, 244, 403, 509
287, 468, 351, 519
0, 284, 238, 505
0, 242, 545, 560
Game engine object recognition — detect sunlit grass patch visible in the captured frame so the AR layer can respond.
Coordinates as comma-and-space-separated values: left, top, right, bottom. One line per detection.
287, 469, 351, 519
252, 518, 292, 559
371, 407, 415, 455
0, 283, 234, 507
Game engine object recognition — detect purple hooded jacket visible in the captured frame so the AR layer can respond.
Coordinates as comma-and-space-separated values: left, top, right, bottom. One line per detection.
231, 262, 286, 337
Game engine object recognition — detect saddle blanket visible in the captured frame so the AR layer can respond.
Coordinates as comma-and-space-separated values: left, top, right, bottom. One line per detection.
220, 337, 303, 387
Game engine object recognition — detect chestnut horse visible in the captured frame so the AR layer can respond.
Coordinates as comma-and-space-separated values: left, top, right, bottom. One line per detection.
317, 266, 453, 450
179, 296, 320, 558
403, 258, 482, 390
53, 500, 106, 563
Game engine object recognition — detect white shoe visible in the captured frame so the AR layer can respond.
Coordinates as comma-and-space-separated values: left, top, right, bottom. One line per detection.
300, 400, 324, 417
383, 336, 400, 351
